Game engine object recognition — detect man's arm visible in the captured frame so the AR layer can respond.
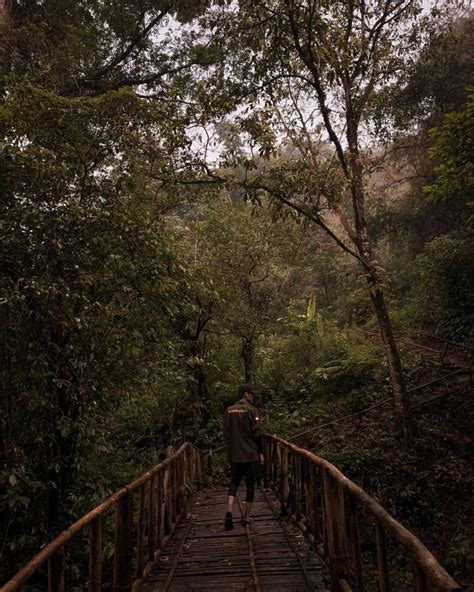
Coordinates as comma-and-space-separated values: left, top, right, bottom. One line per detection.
224, 410, 230, 462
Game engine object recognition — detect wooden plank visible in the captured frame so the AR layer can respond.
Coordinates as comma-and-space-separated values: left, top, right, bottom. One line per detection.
142, 487, 325, 592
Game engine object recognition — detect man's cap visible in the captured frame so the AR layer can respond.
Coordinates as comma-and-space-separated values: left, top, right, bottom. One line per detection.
238, 383, 257, 397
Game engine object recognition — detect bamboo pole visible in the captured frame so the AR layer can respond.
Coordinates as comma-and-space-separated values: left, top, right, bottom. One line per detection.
48, 548, 65, 592
263, 437, 270, 488
0, 444, 200, 592
295, 454, 302, 522
147, 475, 156, 560
136, 486, 146, 579
376, 523, 391, 592
155, 471, 163, 550
88, 517, 102, 592
348, 497, 364, 592
322, 469, 350, 592
305, 462, 315, 534
288, 452, 296, 517
280, 445, 289, 515
413, 561, 429, 592
320, 466, 329, 558
171, 464, 177, 526
269, 435, 461, 592
163, 466, 171, 535
113, 491, 133, 592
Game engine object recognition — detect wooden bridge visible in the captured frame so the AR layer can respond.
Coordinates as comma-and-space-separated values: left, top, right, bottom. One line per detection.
0, 436, 462, 592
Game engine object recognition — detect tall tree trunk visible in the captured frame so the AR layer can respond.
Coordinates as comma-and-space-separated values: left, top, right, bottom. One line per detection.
367, 276, 413, 440
346, 117, 413, 439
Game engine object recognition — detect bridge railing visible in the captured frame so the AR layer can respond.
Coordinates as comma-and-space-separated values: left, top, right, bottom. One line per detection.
263, 435, 461, 592
0, 442, 205, 592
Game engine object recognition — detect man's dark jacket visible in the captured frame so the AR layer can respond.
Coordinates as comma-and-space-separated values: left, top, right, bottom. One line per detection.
224, 399, 263, 463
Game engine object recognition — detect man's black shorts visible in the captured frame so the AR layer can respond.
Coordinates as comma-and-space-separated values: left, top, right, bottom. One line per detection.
230, 460, 261, 482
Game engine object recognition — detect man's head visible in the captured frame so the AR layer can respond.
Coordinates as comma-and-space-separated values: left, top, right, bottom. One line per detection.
238, 383, 257, 405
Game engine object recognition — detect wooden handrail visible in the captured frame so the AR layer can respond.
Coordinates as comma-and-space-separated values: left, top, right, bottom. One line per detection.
264, 434, 461, 592
1, 442, 206, 592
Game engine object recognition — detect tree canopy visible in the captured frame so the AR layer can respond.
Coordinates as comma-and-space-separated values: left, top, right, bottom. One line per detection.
0, 0, 473, 586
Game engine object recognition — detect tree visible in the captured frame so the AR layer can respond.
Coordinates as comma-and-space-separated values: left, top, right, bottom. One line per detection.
192, 200, 311, 383
0, 85, 185, 576
391, 10, 474, 131
203, 0, 427, 439
413, 89, 474, 342
2, 0, 212, 96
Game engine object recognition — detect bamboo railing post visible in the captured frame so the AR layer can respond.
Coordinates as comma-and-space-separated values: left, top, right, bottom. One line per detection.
163, 467, 171, 535
168, 465, 174, 528
320, 467, 329, 557
155, 471, 163, 551
195, 447, 200, 488
268, 439, 275, 489
89, 517, 102, 592
313, 468, 322, 542
171, 463, 177, 525
348, 496, 364, 592
413, 562, 429, 592
136, 485, 146, 579
295, 454, 302, 522
183, 448, 187, 489
179, 454, 183, 512
147, 476, 156, 560
193, 448, 199, 487
275, 441, 282, 489
182, 452, 187, 508
322, 469, 350, 592
272, 439, 278, 488
113, 491, 133, 592
288, 452, 296, 517
376, 523, 391, 592
280, 445, 290, 515
305, 464, 314, 532
48, 547, 65, 592
174, 459, 180, 518
304, 459, 313, 531
1, 439, 463, 592
263, 437, 271, 488
190, 447, 196, 487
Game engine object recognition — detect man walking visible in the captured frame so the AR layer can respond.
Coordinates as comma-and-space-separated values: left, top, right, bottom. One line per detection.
223, 384, 264, 530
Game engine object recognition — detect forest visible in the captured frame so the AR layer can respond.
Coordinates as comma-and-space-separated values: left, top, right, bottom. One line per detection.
0, 0, 473, 589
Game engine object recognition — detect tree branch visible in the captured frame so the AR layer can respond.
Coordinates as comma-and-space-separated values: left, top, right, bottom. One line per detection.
244, 180, 369, 269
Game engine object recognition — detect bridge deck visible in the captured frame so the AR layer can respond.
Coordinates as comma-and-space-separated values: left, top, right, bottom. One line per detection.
143, 487, 325, 591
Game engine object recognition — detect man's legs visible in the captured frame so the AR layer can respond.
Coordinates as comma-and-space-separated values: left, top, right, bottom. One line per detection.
225, 463, 245, 529
243, 471, 255, 524
226, 495, 235, 513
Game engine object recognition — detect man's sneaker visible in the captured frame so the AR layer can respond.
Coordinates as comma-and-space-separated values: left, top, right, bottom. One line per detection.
224, 512, 233, 530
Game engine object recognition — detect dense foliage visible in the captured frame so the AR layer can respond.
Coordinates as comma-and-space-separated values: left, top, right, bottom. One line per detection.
0, 0, 472, 588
